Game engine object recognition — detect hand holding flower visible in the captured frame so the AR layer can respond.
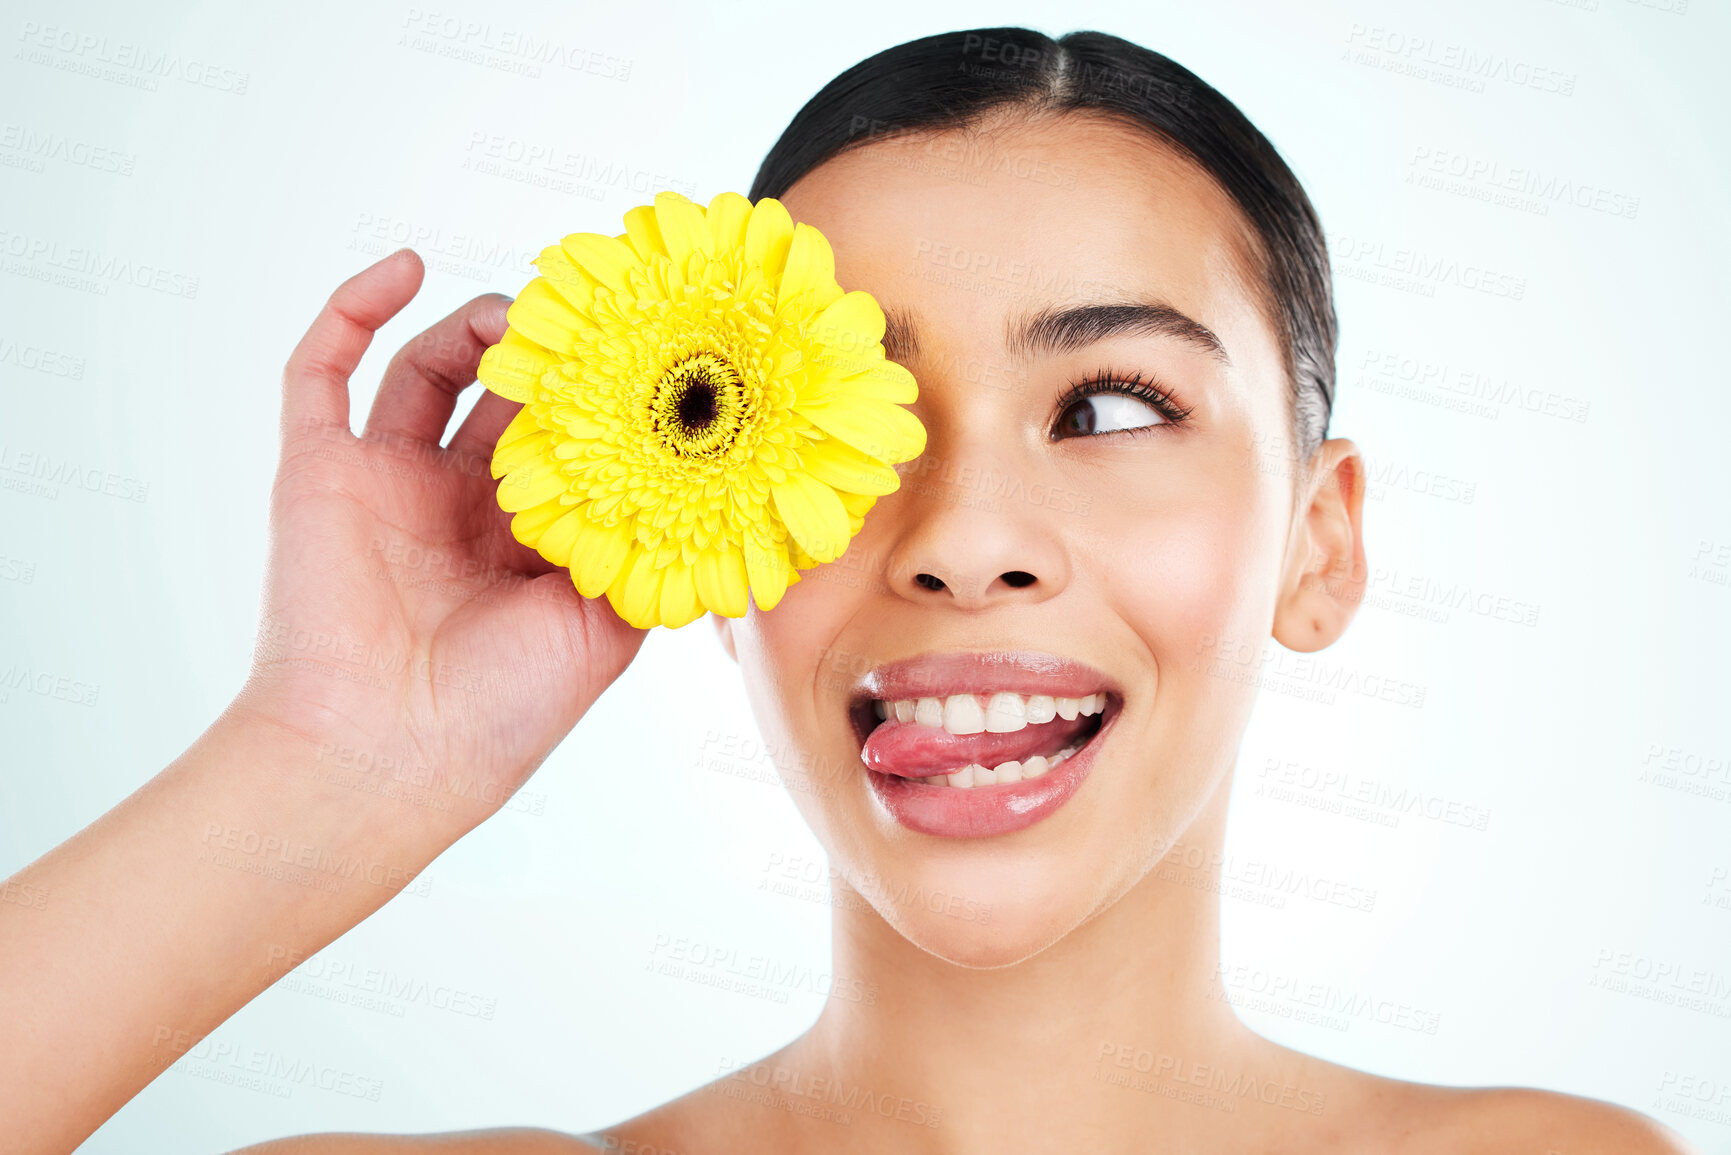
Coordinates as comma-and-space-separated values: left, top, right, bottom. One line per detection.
242, 249, 649, 835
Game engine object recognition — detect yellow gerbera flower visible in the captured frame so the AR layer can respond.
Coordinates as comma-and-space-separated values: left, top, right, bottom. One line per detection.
477, 190, 927, 629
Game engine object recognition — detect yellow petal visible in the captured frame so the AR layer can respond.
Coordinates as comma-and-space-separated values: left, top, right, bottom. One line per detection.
800, 353, 918, 410
493, 430, 555, 477
534, 243, 601, 312
705, 191, 752, 253
491, 404, 543, 478
478, 332, 556, 405
506, 279, 586, 354
562, 232, 640, 292
837, 358, 918, 405
496, 402, 543, 448
653, 191, 710, 269
839, 492, 878, 535
799, 436, 901, 496
772, 472, 851, 564
571, 518, 634, 599
776, 223, 844, 315
610, 547, 666, 629
604, 544, 637, 604
553, 409, 608, 443
744, 536, 791, 612
534, 507, 588, 568
509, 499, 569, 547
622, 205, 664, 263
795, 397, 928, 465
839, 489, 876, 516
657, 560, 704, 629
744, 197, 794, 284
498, 458, 569, 512
694, 546, 749, 618
811, 291, 886, 373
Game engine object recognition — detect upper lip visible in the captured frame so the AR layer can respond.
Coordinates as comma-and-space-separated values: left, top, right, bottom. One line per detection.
852, 650, 1122, 706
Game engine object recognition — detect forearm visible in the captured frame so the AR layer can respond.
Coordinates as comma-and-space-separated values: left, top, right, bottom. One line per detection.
0, 705, 464, 1155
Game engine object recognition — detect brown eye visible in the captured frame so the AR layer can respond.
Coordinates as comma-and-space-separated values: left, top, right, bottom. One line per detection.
1054, 392, 1169, 439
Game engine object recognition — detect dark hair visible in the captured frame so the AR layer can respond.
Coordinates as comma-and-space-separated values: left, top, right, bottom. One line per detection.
748, 27, 1337, 461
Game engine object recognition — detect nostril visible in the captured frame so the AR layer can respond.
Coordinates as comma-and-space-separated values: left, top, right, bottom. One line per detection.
1000, 571, 1037, 588
914, 573, 947, 591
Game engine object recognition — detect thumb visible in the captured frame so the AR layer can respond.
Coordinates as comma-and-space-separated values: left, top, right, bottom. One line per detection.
510, 571, 650, 708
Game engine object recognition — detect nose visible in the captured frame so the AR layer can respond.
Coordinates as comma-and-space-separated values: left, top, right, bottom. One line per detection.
880, 452, 1071, 609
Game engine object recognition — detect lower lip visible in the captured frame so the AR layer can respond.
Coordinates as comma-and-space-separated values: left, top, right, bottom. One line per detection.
864, 714, 1112, 838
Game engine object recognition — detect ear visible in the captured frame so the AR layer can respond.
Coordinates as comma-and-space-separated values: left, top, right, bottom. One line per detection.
710, 612, 739, 664
1273, 437, 1367, 653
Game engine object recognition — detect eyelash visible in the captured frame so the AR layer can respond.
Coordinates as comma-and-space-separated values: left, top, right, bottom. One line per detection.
1050, 367, 1195, 440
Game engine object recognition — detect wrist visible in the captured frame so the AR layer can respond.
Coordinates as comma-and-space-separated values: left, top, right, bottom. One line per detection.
193, 696, 476, 892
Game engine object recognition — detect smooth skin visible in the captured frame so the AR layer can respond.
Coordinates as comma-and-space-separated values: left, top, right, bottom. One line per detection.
0, 112, 1693, 1155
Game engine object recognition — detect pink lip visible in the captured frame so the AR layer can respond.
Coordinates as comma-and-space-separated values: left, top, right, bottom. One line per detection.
851, 651, 1120, 838
865, 716, 1112, 838
855, 650, 1119, 704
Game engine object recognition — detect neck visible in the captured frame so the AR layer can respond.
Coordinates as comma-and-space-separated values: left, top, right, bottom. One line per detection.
774, 767, 1302, 1152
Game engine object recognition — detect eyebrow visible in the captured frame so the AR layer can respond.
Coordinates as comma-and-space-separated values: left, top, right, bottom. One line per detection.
1008, 301, 1230, 364
881, 301, 1229, 367
883, 307, 920, 364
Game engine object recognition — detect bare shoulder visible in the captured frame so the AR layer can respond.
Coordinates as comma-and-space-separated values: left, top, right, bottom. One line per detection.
1256, 1042, 1695, 1155
1461, 1088, 1694, 1154
1379, 1084, 1697, 1155
227, 1128, 605, 1155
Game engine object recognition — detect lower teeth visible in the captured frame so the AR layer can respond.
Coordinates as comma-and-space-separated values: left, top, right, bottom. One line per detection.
905, 743, 1083, 789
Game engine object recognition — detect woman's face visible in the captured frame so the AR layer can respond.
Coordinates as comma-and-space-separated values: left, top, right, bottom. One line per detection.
719, 111, 1322, 967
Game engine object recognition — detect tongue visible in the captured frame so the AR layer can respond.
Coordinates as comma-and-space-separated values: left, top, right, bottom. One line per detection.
860, 714, 1096, 778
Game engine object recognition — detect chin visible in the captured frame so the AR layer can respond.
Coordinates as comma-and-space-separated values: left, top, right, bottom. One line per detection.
835, 851, 1110, 969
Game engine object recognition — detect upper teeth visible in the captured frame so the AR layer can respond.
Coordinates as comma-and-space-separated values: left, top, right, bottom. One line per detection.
871, 691, 1107, 734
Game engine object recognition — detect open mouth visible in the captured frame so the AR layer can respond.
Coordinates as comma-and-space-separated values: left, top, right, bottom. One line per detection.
842, 651, 1121, 837
851, 690, 1113, 789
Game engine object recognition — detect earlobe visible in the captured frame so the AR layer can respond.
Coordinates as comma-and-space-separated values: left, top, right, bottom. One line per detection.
1273, 437, 1368, 653
711, 613, 739, 664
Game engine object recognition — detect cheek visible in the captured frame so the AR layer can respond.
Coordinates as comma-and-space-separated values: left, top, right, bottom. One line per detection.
740, 558, 867, 708
728, 578, 867, 816
1092, 486, 1283, 670
736, 498, 913, 711
732, 605, 814, 748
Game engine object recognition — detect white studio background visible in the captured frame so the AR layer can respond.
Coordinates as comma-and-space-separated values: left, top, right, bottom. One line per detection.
1, 0, 1727, 1150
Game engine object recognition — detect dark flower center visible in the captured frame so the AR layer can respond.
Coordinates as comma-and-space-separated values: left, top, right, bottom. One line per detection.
677, 378, 719, 432
651, 351, 747, 459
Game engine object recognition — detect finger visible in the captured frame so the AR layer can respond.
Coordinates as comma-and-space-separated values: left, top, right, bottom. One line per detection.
362, 293, 511, 447
447, 388, 523, 459
281, 249, 425, 443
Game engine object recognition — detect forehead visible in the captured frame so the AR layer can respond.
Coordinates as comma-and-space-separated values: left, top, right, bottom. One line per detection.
776, 111, 1274, 368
